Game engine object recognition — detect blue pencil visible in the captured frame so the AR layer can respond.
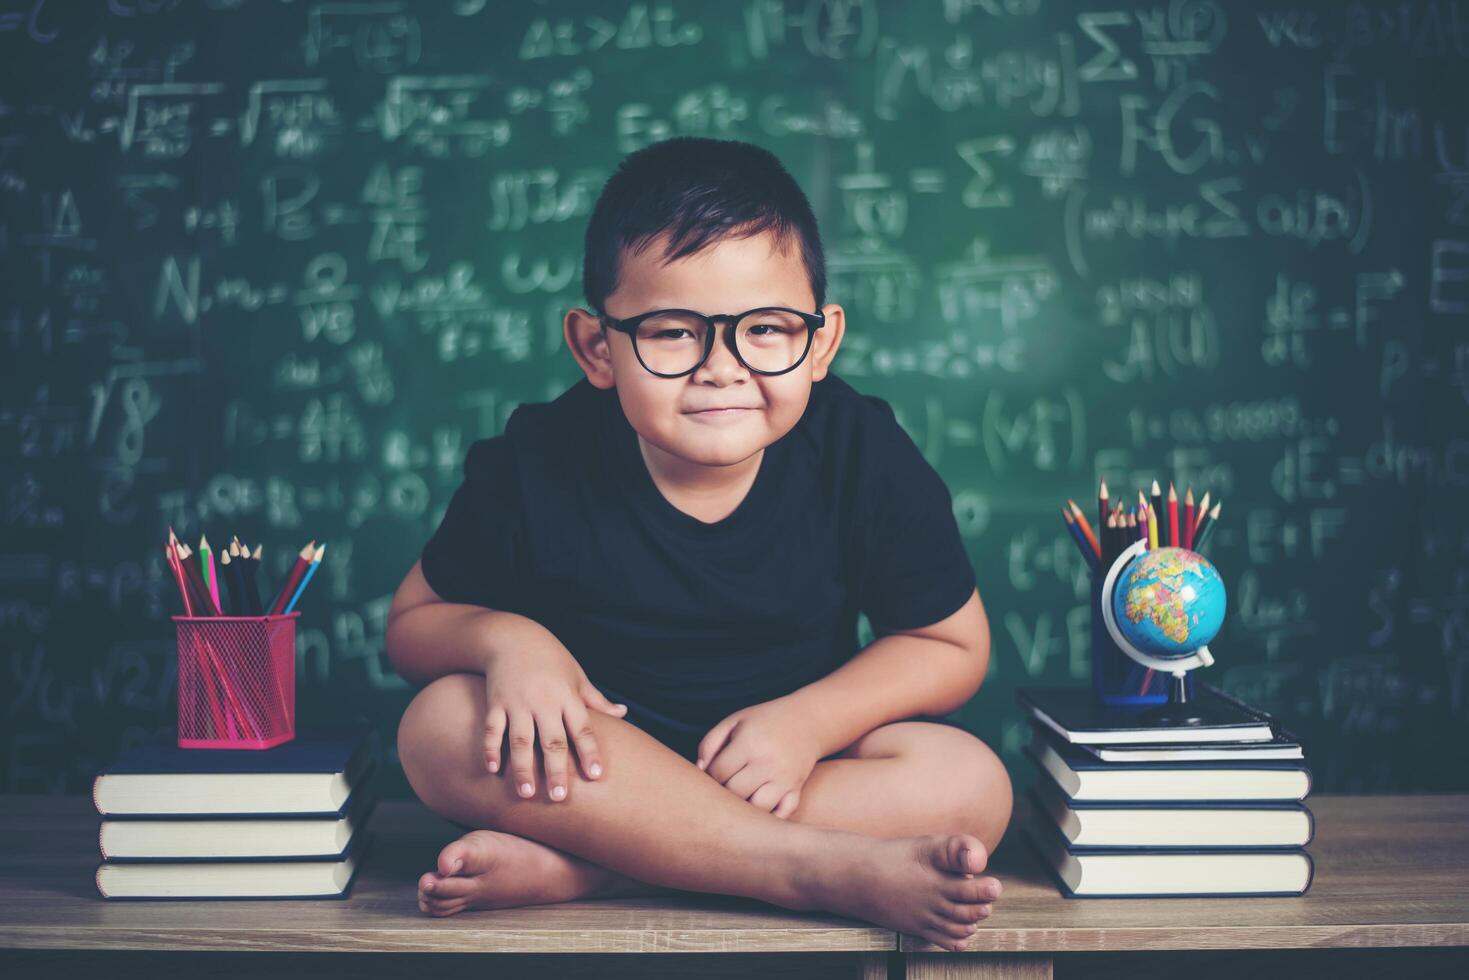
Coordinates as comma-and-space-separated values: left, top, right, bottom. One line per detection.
1062, 506, 1098, 572
283, 544, 325, 613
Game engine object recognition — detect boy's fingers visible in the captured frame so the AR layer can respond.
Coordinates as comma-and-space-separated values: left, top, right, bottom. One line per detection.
565, 708, 605, 781
536, 710, 572, 802
508, 712, 537, 799
582, 682, 624, 715
482, 705, 506, 773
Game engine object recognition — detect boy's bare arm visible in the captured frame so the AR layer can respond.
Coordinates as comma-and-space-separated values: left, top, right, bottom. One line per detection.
385, 561, 570, 688
778, 589, 991, 759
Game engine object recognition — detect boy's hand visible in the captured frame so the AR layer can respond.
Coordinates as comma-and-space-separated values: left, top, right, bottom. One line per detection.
695, 698, 823, 819
481, 642, 628, 803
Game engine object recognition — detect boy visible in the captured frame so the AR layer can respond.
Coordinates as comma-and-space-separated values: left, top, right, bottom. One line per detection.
388, 137, 1012, 952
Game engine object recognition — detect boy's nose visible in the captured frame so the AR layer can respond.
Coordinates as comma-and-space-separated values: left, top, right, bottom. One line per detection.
693, 326, 749, 381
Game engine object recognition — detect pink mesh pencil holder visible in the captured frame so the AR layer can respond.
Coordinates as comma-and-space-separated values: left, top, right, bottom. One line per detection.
174, 613, 298, 749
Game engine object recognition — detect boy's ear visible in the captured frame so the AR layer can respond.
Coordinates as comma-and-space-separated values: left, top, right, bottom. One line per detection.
564, 307, 617, 389
808, 303, 845, 383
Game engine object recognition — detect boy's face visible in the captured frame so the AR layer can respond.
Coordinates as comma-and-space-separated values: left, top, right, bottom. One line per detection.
565, 228, 845, 478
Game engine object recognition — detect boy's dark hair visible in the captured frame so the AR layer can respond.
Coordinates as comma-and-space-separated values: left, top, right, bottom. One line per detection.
582, 136, 827, 315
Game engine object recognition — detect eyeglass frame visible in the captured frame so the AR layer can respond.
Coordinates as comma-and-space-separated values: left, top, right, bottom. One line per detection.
592, 305, 827, 378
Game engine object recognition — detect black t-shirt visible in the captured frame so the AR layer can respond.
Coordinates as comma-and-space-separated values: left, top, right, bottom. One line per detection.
419, 371, 976, 746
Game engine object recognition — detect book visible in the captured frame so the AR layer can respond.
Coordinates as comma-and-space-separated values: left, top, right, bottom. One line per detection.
99, 775, 379, 861
1028, 773, 1314, 849
1016, 684, 1275, 744
1026, 726, 1312, 802
1072, 727, 1304, 763
96, 830, 373, 900
93, 723, 379, 816
1024, 818, 1313, 897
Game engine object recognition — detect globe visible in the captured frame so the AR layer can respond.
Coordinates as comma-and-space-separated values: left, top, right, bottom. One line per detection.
1110, 547, 1226, 660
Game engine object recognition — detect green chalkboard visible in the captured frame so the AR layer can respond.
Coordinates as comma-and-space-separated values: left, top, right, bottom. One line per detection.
3, 1, 1467, 803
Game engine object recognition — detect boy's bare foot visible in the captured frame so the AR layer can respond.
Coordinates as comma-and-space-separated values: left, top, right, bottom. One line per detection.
798, 832, 1002, 953
417, 828, 662, 916
418, 826, 1004, 951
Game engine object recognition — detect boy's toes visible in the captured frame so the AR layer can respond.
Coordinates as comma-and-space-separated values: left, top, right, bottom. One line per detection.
937, 834, 989, 876
423, 871, 479, 900
437, 845, 468, 877
947, 873, 1002, 906
937, 898, 995, 924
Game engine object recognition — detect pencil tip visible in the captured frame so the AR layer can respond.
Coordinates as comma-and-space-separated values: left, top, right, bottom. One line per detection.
314, 544, 326, 560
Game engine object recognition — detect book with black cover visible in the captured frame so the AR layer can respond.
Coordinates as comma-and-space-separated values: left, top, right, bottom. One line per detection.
1026, 725, 1312, 802
1022, 817, 1314, 898
1028, 772, 1315, 849
99, 771, 380, 861
1016, 684, 1275, 744
96, 830, 374, 900
93, 723, 379, 816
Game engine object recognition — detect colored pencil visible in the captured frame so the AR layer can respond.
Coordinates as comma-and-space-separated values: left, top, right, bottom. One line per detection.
1098, 477, 1109, 549
1167, 482, 1179, 548
249, 543, 265, 615
283, 543, 325, 613
1183, 487, 1196, 550
199, 534, 220, 614
1066, 500, 1100, 560
1195, 491, 1212, 533
172, 540, 215, 615
1063, 506, 1098, 572
1146, 502, 1159, 550
1150, 480, 1164, 539
164, 543, 194, 616
1193, 501, 1221, 552
269, 540, 317, 615
219, 548, 242, 615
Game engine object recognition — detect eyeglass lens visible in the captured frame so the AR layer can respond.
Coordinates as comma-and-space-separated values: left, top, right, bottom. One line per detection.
633, 309, 811, 375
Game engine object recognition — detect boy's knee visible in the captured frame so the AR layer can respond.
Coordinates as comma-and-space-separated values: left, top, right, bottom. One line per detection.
964, 739, 1013, 854
398, 673, 482, 808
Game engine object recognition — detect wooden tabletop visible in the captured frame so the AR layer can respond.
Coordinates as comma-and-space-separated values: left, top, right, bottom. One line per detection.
0, 793, 1465, 954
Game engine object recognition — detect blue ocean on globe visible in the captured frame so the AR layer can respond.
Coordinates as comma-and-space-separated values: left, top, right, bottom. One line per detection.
1111, 547, 1226, 659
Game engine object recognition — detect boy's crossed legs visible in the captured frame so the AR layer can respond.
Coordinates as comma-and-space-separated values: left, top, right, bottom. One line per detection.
397, 673, 1014, 952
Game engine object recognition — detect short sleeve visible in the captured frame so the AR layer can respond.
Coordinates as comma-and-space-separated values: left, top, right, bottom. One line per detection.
419, 437, 529, 611
857, 401, 977, 634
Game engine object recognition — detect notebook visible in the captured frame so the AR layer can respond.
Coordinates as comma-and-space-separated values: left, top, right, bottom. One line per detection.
96, 830, 373, 900
1024, 817, 1313, 898
99, 774, 379, 860
93, 723, 379, 816
1025, 726, 1312, 802
1016, 684, 1275, 744
1028, 773, 1314, 849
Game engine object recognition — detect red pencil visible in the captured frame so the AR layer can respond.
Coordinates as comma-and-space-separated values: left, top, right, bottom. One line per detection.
1098, 477, 1109, 548
1167, 482, 1179, 548
164, 543, 194, 616
1183, 487, 1196, 550
269, 540, 317, 615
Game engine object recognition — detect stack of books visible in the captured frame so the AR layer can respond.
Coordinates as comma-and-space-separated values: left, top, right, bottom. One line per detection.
93, 723, 380, 900
1016, 684, 1314, 898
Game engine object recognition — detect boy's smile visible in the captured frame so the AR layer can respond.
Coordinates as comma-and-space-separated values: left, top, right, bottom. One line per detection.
566, 227, 845, 516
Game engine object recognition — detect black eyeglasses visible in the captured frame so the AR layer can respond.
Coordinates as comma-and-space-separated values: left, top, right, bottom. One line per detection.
594, 305, 826, 378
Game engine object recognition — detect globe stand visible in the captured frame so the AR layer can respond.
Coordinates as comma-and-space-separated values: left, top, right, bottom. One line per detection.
1099, 539, 1216, 720
1143, 671, 1206, 726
